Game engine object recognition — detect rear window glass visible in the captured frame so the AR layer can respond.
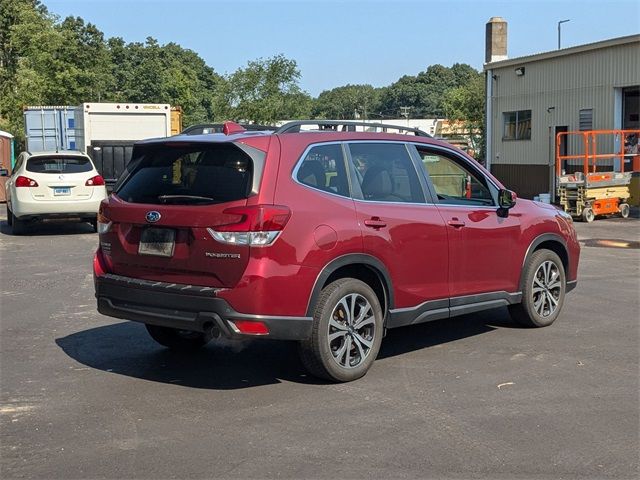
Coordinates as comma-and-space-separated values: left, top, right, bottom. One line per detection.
116, 143, 252, 205
26, 156, 93, 174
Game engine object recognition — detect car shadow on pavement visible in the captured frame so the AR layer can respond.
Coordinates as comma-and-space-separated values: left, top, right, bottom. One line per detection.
0, 219, 95, 236
56, 308, 517, 390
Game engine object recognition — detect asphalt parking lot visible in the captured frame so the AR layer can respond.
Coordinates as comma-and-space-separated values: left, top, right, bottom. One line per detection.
1, 209, 638, 479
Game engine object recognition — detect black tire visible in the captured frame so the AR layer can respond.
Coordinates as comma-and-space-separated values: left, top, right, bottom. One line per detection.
299, 278, 384, 382
509, 249, 566, 328
145, 324, 211, 352
619, 203, 630, 219
582, 207, 594, 223
11, 211, 26, 235
6, 204, 12, 226
89, 218, 98, 232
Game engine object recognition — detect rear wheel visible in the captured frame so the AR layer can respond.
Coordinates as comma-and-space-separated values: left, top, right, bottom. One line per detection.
89, 217, 98, 232
145, 324, 212, 352
299, 278, 383, 382
6, 204, 12, 226
582, 207, 594, 223
509, 249, 566, 328
619, 203, 630, 219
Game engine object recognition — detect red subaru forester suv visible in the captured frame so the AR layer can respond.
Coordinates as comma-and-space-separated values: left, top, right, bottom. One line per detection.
94, 121, 580, 382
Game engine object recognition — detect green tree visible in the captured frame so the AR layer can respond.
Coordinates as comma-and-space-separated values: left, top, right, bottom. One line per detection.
0, 0, 58, 141
378, 63, 481, 119
377, 75, 430, 118
105, 38, 224, 125
53, 16, 112, 103
225, 55, 312, 124
442, 73, 486, 159
312, 84, 381, 119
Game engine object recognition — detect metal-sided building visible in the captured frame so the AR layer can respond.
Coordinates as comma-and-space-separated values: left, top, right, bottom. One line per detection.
484, 17, 640, 199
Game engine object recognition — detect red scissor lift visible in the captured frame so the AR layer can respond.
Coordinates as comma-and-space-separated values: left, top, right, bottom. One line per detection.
556, 129, 638, 222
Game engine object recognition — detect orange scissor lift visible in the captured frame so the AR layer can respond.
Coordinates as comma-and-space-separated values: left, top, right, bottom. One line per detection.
556, 129, 638, 222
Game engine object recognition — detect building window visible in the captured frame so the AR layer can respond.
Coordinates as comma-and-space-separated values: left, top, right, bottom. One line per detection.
579, 109, 593, 131
503, 110, 531, 140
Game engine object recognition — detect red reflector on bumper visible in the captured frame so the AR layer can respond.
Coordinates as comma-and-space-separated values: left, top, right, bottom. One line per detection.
93, 249, 107, 277
232, 320, 269, 335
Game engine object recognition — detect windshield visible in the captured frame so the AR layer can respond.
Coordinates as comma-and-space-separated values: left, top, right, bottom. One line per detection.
116, 143, 253, 205
26, 156, 93, 174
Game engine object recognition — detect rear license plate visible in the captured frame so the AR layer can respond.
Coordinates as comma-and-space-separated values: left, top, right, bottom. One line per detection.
138, 228, 176, 257
53, 187, 71, 196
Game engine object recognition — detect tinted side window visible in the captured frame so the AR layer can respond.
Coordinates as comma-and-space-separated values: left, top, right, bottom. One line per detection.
348, 143, 424, 203
296, 143, 350, 197
415, 148, 494, 206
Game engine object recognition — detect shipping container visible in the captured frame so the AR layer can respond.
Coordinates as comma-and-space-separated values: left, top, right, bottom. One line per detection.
24, 106, 77, 152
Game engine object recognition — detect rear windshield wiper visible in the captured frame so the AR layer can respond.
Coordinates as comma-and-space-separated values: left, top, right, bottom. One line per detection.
157, 194, 216, 204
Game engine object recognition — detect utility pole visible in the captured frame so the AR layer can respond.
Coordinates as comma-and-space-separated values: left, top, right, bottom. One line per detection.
400, 106, 411, 126
558, 19, 570, 49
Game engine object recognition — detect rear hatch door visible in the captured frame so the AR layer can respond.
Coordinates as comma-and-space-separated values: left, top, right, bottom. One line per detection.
102, 141, 263, 288
25, 155, 97, 201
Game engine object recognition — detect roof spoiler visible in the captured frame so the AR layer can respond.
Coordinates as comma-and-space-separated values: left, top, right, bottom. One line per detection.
222, 121, 247, 136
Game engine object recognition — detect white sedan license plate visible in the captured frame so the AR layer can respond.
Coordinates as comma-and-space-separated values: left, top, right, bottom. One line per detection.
53, 187, 71, 196
138, 228, 176, 257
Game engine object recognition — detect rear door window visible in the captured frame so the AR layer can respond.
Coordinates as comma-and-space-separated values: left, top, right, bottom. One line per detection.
116, 143, 253, 205
347, 142, 425, 203
26, 156, 93, 174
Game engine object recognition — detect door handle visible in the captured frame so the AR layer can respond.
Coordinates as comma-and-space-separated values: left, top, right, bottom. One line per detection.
364, 217, 387, 229
447, 218, 466, 228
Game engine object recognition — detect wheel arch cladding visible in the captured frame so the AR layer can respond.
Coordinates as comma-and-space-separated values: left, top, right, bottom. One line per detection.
306, 255, 393, 317
521, 234, 569, 291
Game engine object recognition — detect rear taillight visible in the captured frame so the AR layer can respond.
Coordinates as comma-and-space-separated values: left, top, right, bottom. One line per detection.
207, 205, 290, 247
86, 175, 105, 186
15, 176, 38, 187
97, 201, 112, 234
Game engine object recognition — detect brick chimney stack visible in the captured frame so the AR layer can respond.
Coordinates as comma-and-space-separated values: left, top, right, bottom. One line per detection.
486, 17, 508, 63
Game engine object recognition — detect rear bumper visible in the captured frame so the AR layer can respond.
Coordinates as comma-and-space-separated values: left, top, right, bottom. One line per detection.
12, 194, 105, 218
95, 273, 313, 341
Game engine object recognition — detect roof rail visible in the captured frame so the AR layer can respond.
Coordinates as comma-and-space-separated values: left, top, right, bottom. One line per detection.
275, 120, 432, 137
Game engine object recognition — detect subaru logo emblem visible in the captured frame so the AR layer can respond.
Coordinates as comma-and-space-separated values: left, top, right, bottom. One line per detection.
145, 211, 161, 223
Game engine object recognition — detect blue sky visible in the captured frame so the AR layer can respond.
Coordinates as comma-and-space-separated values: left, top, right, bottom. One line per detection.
45, 0, 639, 96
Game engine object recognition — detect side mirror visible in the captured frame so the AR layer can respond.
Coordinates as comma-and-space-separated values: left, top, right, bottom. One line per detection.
498, 189, 517, 209
497, 189, 517, 217
0, 168, 9, 177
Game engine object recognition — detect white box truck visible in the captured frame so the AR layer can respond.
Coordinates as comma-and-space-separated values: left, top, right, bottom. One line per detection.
74, 103, 171, 188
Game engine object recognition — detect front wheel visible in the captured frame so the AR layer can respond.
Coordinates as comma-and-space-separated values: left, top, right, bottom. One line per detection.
145, 324, 211, 352
582, 207, 594, 223
299, 278, 384, 382
509, 249, 566, 328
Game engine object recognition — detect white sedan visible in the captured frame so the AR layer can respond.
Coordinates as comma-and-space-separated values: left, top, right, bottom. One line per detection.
5, 151, 107, 234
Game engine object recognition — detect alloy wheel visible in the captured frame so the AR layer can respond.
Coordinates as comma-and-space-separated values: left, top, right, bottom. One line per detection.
532, 260, 562, 318
327, 293, 376, 369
